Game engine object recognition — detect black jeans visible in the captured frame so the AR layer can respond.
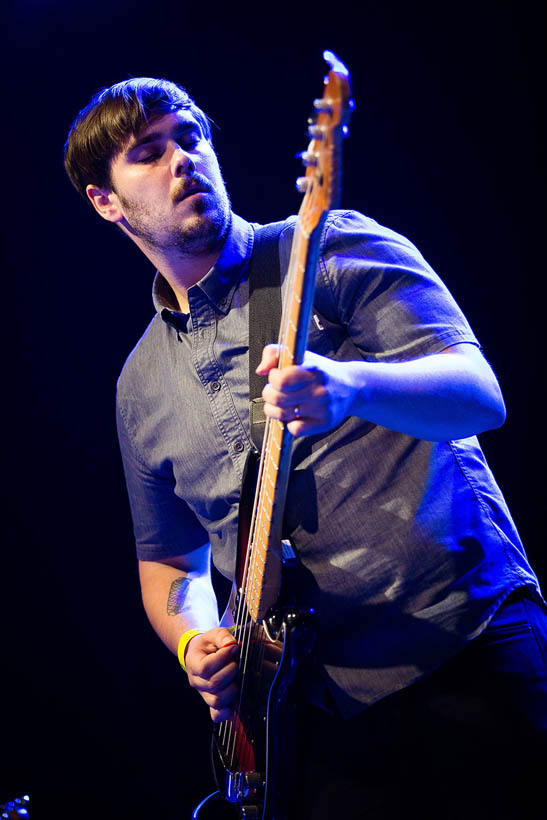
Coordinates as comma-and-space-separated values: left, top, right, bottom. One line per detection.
293, 589, 547, 819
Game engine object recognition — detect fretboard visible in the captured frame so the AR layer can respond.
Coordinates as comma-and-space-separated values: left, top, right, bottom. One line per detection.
243, 218, 326, 621
241, 50, 353, 622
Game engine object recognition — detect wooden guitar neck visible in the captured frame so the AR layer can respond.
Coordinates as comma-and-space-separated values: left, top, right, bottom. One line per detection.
242, 51, 354, 622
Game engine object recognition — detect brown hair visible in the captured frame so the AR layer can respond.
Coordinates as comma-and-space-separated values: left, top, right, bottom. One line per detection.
64, 78, 212, 199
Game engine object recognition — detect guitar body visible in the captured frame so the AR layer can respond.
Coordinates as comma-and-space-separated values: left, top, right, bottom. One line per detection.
210, 605, 315, 819
211, 450, 316, 820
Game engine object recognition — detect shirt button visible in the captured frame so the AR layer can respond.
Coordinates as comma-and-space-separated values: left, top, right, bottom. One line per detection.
211, 381, 221, 392
233, 441, 245, 453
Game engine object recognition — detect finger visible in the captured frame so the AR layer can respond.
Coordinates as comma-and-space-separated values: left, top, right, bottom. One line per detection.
210, 704, 235, 723
190, 655, 239, 693
262, 377, 327, 417
211, 626, 240, 650
195, 642, 239, 678
185, 630, 237, 674
263, 642, 283, 662
190, 626, 238, 660
256, 344, 280, 375
263, 402, 309, 423
200, 679, 239, 709
267, 365, 321, 392
286, 418, 331, 438
264, 394, 331, 426
262, 380, 322, 407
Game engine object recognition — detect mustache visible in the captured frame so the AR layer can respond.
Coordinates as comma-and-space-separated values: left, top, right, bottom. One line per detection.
172, 174, 214, 203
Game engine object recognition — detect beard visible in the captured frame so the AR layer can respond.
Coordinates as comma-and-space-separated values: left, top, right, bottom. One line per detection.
117, 174, 231, 257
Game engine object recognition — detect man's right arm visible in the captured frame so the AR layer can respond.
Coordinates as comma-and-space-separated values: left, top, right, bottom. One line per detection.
138, 545, 239, 722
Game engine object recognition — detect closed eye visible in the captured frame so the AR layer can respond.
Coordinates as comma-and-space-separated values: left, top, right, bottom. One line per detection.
174, 132, 201, 151
137, 151, 161, 164
135, 134, 200, 164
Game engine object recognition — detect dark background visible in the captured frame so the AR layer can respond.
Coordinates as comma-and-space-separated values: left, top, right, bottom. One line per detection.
3, 1, 545, 817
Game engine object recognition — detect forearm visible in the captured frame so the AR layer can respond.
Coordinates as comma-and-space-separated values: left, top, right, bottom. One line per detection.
347, 347, 506, 441
139, 559, 220, 655
260, 342, 506, 441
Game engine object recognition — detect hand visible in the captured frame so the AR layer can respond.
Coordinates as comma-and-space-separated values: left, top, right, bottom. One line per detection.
184, 627, 239, 723
257, 345, 357, 437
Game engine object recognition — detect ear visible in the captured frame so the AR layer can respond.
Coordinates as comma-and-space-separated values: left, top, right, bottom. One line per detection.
86, 184, 124, 223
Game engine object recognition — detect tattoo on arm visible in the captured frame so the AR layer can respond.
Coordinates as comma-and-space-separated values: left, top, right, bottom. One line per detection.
167, 576, 191, 616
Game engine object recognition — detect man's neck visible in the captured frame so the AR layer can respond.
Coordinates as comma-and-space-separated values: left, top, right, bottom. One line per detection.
134, 240, 222, 313
159, 251, 221, 313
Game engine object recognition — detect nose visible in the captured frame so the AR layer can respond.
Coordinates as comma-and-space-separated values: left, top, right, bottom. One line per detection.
171, 143, 195, 178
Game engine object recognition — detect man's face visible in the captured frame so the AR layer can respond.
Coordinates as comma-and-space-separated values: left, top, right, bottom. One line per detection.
108, 109, 231, 256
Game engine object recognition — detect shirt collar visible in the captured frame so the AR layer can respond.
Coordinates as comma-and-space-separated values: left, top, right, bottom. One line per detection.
152, 213, 254, 320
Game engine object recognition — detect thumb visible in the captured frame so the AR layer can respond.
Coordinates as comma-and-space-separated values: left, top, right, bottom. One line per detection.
218, 626, 238, 648
256, 343, 280, 375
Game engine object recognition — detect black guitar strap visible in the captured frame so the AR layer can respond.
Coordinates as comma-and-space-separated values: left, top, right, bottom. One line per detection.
248, 221, 286, 451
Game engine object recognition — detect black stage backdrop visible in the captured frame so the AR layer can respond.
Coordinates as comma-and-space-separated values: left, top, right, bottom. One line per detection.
3, 1, 545, 817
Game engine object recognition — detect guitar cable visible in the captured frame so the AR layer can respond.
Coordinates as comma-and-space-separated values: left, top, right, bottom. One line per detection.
191, 789, 221, 818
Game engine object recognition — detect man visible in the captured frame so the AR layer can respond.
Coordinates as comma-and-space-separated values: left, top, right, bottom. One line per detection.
65, 77, 546, 818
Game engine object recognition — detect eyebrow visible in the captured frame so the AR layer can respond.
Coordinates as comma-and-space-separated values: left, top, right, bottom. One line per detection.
128, 120, 201, 152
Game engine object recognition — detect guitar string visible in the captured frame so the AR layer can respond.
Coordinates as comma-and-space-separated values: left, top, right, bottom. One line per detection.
228, 417, 281, 764
215, 74, 346, 777
223, 224, 303, 768
221, 417, 275, 762
220, 406, 274, 755
220, 221, 304, 770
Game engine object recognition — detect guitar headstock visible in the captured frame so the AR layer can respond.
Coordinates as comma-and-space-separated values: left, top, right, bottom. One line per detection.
296, 50, 354, 234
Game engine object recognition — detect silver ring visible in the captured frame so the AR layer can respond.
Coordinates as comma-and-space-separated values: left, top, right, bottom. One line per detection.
293, 405, 301, 419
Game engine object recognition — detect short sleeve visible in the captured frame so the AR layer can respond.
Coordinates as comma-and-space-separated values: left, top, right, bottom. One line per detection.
314, 211, 479, 361
116, 397, 209, 561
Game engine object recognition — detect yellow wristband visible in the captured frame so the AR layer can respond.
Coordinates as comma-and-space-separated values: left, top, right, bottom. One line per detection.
177, 629, 203, 672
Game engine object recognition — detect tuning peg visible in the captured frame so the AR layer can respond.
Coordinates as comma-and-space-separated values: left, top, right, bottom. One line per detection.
313, 98, 333, 113
307, 124, 325, 139
295, 177, 311, 193
297, 150, 319, 167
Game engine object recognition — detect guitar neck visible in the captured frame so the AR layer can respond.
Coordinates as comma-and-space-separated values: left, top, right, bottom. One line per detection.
243, 218, 326, 622
241, 51, 353, 623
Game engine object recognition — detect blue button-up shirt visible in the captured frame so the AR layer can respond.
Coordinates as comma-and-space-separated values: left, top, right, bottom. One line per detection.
117, 211, 541, 717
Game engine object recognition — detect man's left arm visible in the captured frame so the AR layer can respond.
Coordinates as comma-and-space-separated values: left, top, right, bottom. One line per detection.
258, 342, 506, 442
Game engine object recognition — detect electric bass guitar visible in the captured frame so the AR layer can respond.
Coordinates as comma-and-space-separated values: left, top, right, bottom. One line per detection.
203, 50, 353, 820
